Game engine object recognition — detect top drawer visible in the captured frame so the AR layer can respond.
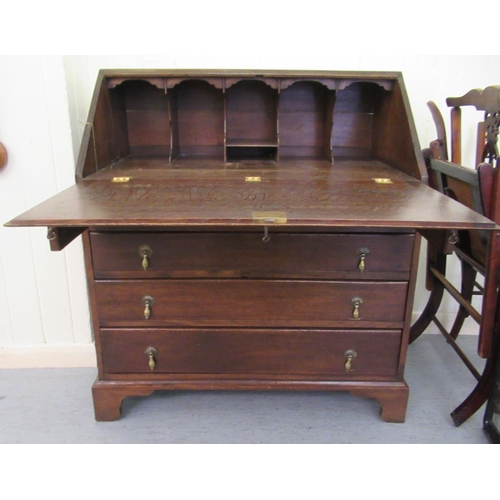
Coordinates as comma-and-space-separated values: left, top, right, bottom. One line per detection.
90, 231, 414, 280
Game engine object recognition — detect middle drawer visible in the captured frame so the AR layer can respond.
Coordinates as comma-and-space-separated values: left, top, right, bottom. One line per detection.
94, 279, 408, 328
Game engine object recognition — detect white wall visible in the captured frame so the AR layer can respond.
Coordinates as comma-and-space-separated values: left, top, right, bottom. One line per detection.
1, 55, 499, 368
0, 56, 92, 367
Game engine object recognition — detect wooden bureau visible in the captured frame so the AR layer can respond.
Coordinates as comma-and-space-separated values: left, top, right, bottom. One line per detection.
6, 69, 496, 422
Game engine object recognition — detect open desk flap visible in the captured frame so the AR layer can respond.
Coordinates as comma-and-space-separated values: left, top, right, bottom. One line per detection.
3, 165, 498, 232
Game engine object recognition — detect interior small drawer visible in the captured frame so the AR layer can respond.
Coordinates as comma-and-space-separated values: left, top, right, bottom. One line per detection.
90, 231, 415, 280
94, 279, 408, 328
100, 328, 402, 379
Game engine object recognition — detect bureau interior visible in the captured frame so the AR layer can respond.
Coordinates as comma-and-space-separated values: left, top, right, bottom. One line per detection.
80, 73, 421, 180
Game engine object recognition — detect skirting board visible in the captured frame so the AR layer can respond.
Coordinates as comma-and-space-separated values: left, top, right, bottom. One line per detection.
0, 312, 480, 369
0, 344, 97, 369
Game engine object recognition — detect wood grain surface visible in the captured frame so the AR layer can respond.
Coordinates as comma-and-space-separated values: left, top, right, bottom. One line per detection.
6, 159, 496, 229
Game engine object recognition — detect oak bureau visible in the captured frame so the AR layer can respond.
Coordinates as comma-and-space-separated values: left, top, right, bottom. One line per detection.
6, 70, 496, 422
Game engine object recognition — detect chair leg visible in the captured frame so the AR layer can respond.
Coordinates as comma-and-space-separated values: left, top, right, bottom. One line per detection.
410, 283, 445, 343
451, 357, 495, 426
410, 253, 447, 344
409, 243, 447, 344
449, 260, 478, 340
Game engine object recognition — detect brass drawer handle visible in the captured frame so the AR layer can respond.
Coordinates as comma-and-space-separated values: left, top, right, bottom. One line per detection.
344, 349, 357, 372
142, 295, 155, 319
145, 347, 158, 371
351, 297, 363, 320
357, 247, 369, 273
138, 244, 153, 270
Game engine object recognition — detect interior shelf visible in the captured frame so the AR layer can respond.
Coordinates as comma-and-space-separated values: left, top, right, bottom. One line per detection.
80, 73, 418, 178
226, 139, 278, 147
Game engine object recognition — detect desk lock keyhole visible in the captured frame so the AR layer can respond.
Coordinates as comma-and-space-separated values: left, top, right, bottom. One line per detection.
263, 226, 270, 243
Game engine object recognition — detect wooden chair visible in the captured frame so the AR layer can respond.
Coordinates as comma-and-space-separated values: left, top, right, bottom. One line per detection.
410, 86, 500, 426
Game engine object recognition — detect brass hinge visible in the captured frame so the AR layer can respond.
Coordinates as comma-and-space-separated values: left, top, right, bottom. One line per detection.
373, 178, 393, 184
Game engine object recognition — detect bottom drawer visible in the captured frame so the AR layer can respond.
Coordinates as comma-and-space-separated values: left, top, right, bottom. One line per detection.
100, 329, 402, 378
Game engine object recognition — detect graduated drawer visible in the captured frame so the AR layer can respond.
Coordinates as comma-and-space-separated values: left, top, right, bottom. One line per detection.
90, 231, 414, 280
100, 328, 402, 378
94, 279, 408, 328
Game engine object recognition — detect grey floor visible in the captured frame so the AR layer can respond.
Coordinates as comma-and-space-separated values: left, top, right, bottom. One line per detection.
0, 335, 491, 443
